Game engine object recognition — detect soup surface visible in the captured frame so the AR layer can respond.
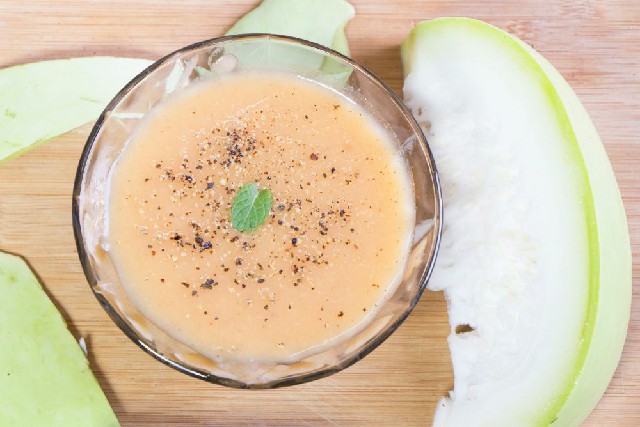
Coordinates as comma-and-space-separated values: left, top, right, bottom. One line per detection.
108, 72, 414, 362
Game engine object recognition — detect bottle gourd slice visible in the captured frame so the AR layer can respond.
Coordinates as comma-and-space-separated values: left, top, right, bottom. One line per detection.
402, 17, 631, 427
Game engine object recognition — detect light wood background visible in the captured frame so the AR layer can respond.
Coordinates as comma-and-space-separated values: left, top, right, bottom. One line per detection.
0, 1, 638, 425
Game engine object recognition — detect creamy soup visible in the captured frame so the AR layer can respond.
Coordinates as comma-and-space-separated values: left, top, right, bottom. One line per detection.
108, 72, 414, 363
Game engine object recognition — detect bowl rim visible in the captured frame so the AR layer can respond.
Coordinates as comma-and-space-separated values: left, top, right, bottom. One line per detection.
71, 33, 443, 389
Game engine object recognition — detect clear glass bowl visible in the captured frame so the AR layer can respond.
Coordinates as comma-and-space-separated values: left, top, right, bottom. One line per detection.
72, 34, 442, 389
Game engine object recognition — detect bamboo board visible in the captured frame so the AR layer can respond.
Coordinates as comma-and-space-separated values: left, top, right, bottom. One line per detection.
0, 1, 639, 425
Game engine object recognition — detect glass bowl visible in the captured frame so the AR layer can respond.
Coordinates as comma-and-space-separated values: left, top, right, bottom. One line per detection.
72, 34, 442, 389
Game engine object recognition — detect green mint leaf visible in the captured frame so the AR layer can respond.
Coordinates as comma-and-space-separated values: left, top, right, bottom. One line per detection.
231, 183, 272, 232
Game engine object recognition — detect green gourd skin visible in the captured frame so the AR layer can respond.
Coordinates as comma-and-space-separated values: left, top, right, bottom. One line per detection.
0, 252, 119, 426
0, 57, 151, 163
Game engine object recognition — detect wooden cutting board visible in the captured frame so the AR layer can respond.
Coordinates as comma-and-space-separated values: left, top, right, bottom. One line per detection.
0, 1, 638, 425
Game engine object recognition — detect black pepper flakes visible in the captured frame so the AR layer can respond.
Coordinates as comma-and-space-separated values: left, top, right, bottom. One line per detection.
201, 278, 217, 289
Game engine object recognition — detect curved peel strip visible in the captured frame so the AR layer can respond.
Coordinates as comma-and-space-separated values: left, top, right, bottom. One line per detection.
0, 252, 118, 426
517, 37, 632, 427
401, 18, 631, 426
226, 0, 354, 75
226, 0, 354, 57
0, 56, 152, 163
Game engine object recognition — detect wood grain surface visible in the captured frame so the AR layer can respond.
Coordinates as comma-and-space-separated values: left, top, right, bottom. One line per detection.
0, 1, 638, 425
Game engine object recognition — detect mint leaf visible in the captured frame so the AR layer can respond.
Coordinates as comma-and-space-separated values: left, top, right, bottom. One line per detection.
231, 183, 272, 232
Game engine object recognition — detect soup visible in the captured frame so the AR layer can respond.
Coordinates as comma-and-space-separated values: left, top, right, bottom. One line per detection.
108, 72, 414, 363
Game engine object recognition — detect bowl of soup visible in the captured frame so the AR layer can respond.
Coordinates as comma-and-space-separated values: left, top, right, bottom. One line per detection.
72, 34, 442, 388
